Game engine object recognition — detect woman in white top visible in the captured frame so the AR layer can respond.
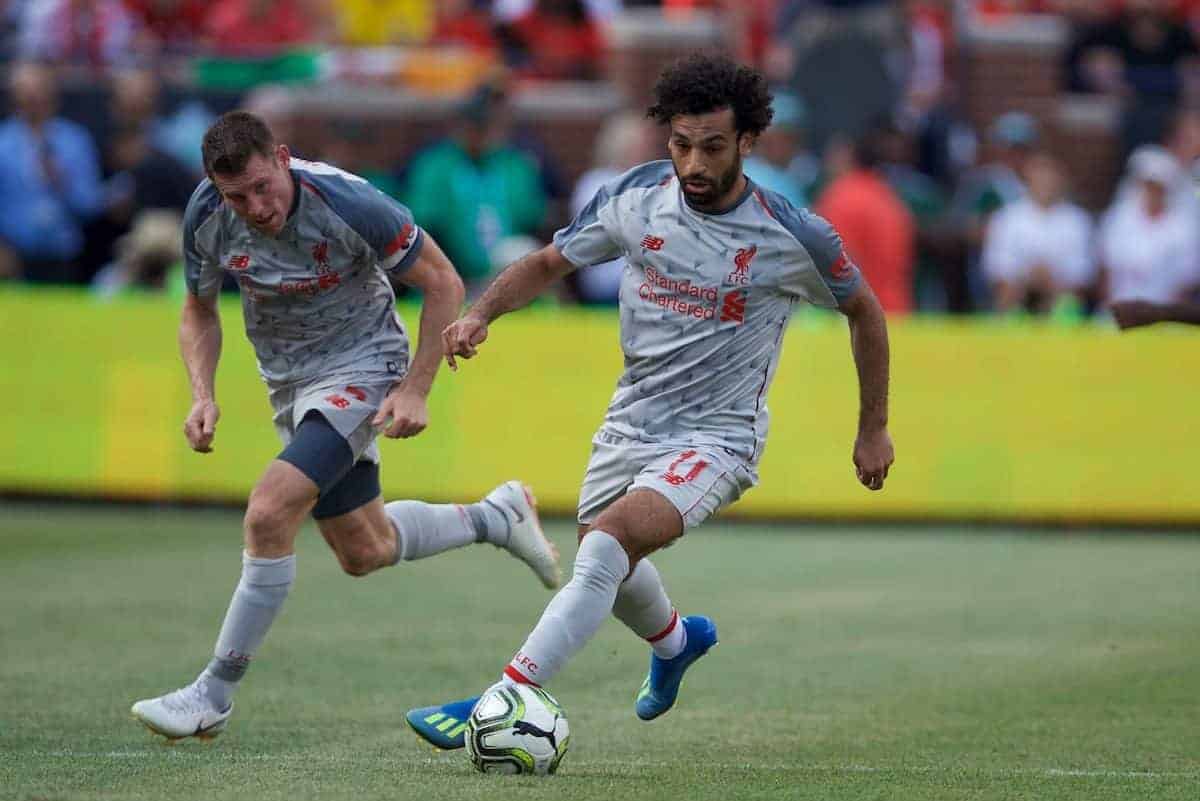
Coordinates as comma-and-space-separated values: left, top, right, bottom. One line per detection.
981, 152, 1094, 314
1098, 148, 1200, 308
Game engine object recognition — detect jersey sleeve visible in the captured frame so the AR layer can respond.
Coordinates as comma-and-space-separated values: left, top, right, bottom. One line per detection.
297, 165, 425, 276
758, 189, 862, 306
182, 180, 225, 299
553, 160, 674, 269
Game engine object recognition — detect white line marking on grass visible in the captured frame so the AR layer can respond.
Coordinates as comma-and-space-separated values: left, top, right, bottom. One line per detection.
45, 751, 154, 759
1043, 768, 1184, 779
33, 752, 1200, 780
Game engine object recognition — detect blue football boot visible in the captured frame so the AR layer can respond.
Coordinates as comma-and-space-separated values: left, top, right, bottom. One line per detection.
405, 696, 479, 749
635, 615, 718, 721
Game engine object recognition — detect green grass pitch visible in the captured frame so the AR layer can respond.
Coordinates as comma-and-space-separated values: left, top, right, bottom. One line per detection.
2, 503, 1198, 800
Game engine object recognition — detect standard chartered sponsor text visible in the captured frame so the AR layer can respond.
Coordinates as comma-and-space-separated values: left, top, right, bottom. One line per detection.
640, 266, 718, 319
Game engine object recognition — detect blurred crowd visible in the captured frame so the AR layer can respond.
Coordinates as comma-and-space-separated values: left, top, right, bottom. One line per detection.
1, 0, 1199, 319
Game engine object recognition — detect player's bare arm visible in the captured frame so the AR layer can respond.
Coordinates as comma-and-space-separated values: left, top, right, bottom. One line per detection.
1112, 299, 1200, 329
373, 234, 465, 438
840, 282, 893, 491
179, 291, 222, 453
442, 244, 575, 369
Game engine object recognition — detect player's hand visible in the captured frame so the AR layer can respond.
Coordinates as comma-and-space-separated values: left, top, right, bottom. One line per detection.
1111, 300, 1162, 330
184, 399, 219, 453
372, 384, 428, 438
854, 427, 893, 491
442, 313, 489, 371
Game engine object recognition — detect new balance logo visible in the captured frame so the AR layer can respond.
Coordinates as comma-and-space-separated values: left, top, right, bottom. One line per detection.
641, 235, 664, 251
228, 254, 250, 270
720, 289, 747, 323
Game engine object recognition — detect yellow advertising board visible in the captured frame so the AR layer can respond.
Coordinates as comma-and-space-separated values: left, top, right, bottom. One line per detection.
2, 289, 1196, 524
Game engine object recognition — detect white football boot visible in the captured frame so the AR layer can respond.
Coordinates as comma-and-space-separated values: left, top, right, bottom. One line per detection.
131, 681, 232, 740
484, 481, 561, 589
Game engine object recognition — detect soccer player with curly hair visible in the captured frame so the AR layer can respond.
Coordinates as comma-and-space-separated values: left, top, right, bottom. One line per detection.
410, 54, 894, 746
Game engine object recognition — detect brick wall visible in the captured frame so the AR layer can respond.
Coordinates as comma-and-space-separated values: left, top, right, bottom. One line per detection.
605, 8, 726, 108
961, 15, 1122, 211
248, 82, 623, 196
247, 9, 725, 199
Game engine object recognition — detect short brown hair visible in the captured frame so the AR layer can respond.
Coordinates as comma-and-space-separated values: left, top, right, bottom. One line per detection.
202, 110, 275, 177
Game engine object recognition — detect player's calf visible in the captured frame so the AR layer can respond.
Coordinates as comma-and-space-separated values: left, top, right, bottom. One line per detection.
336, 543, 391, 576
318, 503, 398, 577
383, 481, 560, 588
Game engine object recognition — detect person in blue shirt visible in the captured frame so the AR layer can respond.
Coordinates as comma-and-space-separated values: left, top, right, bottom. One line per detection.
743, 90, 817, 208
0, 61, 103, 283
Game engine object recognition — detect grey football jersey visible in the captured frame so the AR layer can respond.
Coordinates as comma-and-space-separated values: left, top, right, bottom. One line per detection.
554, 160, 862, 464
183, 157, 424, 387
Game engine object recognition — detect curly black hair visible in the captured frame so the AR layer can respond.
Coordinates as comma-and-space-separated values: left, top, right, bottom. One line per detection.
646, 53, 774, 136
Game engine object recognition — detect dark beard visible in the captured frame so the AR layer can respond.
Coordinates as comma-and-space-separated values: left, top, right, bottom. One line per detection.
678, 155, 743, 211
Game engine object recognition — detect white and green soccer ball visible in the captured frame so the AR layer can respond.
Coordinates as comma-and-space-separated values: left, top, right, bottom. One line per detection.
465, 683, 570, 775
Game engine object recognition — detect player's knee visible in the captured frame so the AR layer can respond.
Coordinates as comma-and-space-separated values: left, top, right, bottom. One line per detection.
243, 493, 294, 551
591, 506, 678, 563
585, 514, 638, 559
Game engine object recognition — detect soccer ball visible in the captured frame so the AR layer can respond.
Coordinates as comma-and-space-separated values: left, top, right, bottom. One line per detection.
465, 683, 570, 775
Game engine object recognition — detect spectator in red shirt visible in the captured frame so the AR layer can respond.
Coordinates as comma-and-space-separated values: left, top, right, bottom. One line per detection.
816, 130, 916, 314
503, 0, 604, 81
433, 0, 497, 51
123, 0, 208, 55
203, 0, 325, 57
974, 0, 1049, 18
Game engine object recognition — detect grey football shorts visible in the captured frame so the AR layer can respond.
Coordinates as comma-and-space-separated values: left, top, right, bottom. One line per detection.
269, 376, 395, 466
577, 430, 758, 530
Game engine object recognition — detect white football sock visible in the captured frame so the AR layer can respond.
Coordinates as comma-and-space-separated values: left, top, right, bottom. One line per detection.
386, 501, 481, 562
613, 558, 686, 659
200, 552, 295, 709
503, 530, 629, 686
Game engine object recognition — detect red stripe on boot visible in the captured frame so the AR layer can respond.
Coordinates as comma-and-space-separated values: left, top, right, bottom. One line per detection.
504, 665, 540, 686
646, 610, 679, 643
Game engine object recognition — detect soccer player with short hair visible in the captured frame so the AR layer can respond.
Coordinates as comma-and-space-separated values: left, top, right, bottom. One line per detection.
131, 111, 561, 740
407, 54, 894, 747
